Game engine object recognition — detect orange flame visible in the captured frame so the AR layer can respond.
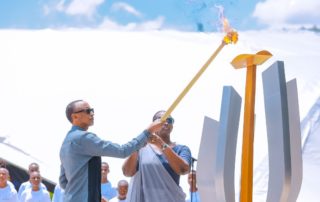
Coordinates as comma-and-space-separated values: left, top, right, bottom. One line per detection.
216, 5, 238, 44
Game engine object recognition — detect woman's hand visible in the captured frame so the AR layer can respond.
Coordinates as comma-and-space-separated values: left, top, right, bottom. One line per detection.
149, 134, 165, 149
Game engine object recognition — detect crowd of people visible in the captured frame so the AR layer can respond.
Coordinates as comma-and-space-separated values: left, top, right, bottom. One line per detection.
1, 100, 202, 202
0, 162, 51, 202
1, 160, 200, 202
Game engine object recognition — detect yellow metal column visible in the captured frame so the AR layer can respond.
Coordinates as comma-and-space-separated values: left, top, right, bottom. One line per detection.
240, 63, 256, 202
231, 50, 272, 202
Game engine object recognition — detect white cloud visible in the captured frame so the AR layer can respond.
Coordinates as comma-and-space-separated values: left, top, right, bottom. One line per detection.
99, 16, 165, 31
111, 2, 142, 18
253, 0, 320, 27
55, 0, 105, 18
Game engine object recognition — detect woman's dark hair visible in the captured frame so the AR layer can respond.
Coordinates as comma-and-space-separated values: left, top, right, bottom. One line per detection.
66, 100, 83, 123
152, 110, 174, 124
152, 110, 166, 121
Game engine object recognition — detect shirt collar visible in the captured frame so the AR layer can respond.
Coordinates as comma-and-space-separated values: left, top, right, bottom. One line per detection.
71, 125, 86, 131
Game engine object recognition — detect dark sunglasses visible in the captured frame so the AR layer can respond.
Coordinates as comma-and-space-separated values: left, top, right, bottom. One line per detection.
73, 108, 94, 114
166, 117, 174, 124
155, 117, 174, 124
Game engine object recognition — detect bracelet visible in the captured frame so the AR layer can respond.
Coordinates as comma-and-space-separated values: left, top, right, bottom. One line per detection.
161, 143, 169, 151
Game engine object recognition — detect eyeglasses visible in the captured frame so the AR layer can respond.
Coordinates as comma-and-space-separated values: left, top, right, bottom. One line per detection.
155, 117, 174, 124
166, 117, 174, 124
73, 108, 94, 114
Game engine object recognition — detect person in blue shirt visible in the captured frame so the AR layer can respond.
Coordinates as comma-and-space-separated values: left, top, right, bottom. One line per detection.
52, 183, 64, 202
186, 170, 201, 202
0, 168, 19, 202
122, 110, 192, 202
59, 100, 163, 202
18, 162, 47, 200
109, 179, 129, 202
101, 162, 117, 201
20, 171, 51, 202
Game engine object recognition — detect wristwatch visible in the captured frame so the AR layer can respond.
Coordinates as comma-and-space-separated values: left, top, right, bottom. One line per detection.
161, 143, 169, 151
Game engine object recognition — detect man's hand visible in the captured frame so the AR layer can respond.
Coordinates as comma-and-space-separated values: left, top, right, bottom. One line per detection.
146, 119, 164, 134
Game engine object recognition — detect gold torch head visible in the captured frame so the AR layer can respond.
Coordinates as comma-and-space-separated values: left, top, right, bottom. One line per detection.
223, 31, 238, 44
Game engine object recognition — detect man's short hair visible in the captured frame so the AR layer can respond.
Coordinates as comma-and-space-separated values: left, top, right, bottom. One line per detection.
66, 100, 83, 123
118, 179, 129, 186
28, 162, 39, 169
0, 167, 9, 175
0, 158, 7, 168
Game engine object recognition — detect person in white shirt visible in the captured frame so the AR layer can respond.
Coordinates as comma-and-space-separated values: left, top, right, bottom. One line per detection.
18, 162, 47, 200
20, 171, 51, 202
52, 183, 65, 202
101, 162, 117, 202
0, 168, 18, 202
109, 180, 129, 202
185, 170, 201, 202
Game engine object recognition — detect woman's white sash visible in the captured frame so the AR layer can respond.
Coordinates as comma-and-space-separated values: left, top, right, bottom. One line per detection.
127, 144, 186, 202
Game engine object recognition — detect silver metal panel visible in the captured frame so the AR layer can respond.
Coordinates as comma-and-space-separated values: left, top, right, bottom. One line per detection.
262, 61, 292, 202
215, 86, 242, 202
286, 79, 303, 202
197, 116, 219, 202
197, 86, 241, 202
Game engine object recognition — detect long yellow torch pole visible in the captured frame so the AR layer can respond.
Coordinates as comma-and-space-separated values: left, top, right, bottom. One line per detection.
160, 30, 238, 122
161, 41, 225, 121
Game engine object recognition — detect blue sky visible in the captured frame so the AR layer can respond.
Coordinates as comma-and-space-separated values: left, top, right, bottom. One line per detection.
0, 0, 319, 31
